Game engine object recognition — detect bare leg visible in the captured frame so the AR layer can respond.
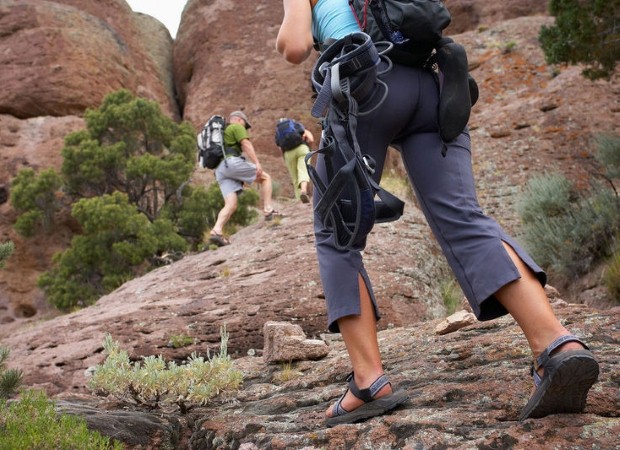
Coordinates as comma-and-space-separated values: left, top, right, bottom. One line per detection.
325, 274, 392, 417
498, 244, 599, 420
495, 243, 584, 369
299, 181, 310, 203
211, 192, 238, 235
257, 171, 274, 212
300, 181, 309, 196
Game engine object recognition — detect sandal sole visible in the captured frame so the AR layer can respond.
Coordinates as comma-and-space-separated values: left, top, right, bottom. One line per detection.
209, 235, 230, 247
325, 389, 409, 427
519, 350, 599, 420
437, 41, 471, 142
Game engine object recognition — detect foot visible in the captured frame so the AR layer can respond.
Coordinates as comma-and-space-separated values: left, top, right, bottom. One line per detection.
325, 372, 409, 427
325, 381, 392, 419
533, 339, 586, 380
520, 334, 599, 420
264, 209, 283, 221
209, 231, 230, 247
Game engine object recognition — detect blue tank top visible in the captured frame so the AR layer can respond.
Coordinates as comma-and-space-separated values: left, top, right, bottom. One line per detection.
312, 0, 360, 43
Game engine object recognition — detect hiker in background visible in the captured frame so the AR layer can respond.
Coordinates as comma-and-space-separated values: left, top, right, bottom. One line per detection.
275, 117, 315, 203
276, 0, 598, 427
209, 110, 282, 246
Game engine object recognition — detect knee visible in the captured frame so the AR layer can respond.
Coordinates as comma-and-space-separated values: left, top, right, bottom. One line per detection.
224, 194, 238, 210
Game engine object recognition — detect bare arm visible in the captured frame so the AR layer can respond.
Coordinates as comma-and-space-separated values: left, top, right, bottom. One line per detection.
240, 138, 263, 177
276, 0, 314, 64
302, 129, 315, 145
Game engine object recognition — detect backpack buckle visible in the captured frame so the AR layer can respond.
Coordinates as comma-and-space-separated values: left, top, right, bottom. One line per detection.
362, 155, 376, 175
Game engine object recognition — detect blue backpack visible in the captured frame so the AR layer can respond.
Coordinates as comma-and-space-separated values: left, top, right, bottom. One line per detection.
275, 118, 305, 151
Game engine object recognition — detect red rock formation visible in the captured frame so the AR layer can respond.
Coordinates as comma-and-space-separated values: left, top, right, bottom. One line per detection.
0, 0, 177, 120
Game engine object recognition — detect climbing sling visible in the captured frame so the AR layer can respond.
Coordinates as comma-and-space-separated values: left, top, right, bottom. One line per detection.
307, 32, 404, 251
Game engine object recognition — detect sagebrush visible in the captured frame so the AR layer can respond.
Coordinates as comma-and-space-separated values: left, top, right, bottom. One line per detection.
517, 134, 620, 289
89, 328, 243, 413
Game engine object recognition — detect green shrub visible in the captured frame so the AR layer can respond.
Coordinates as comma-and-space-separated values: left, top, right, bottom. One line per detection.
10, 168, 62, 237
518, 175, 619, 281
0, 389, 122, 450
168, 334, 194, 348
517, 134, 620, 285
38, 192, 188, 310
0, 346, 22, 399
17, 89, 262, 310
10, 89, 267, 312
440, 278, 463, 316
517, 173, 573, 223
539, 0, 619, 80
595, 133, 620, 181
61, 89, 196, 222
231, 188, 260, 229
0, 241, 14, 269
172, 183, 259, 243
604, 247, 620, 302
89, 328, 243, 414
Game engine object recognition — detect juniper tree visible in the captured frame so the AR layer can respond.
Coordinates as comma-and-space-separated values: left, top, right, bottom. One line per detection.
38, 192, 188, 310
23, 89, 259, 310
0, 248, 21, 397
0, 346, 22, 399
539, 0, 620, 80
61, 89, 196, 222
10, 168, 62, 236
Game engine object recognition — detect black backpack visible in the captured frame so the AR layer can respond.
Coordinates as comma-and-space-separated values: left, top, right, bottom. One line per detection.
197, 115, 226, 169
275, 118, 305, 151
348, 0, 479, 143
348, 0, 451, 67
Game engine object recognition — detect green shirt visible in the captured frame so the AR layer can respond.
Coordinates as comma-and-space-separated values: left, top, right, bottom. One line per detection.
224, 123, 249, 153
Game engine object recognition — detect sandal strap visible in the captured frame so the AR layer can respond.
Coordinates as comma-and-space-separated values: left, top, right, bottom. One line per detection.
346, 372, 390, 403
332, 396, 349, 417
531, 334, 589, 386
534, 334, 589, 371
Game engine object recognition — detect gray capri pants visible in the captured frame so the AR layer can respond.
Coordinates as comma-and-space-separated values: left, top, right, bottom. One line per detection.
314, 63, 546, 332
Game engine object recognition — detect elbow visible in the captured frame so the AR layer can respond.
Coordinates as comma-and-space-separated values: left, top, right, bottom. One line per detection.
283, 48, 311, 65
277, 40, 312, 65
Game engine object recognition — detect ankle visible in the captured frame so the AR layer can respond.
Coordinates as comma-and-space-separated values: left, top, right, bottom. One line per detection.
530, 327, 571, 357
533, 334, 588, 376
352, 371, 387, 390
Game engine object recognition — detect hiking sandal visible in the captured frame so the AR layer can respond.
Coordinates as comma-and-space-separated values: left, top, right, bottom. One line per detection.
209, 232, 230, 247
519, 334, 599, 420
326, 372, 409, 427
264, 210, 283, 221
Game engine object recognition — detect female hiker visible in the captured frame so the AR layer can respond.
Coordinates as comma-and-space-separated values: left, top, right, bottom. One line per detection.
276, 0, 599, 427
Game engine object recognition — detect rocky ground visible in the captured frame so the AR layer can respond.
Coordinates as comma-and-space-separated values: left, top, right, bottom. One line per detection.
0, 1, 619, 448
52, 301, 620, 449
